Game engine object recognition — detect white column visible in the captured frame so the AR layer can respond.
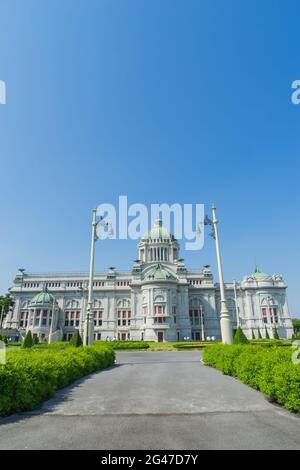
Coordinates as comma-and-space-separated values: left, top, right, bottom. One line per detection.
233, 280, 240, 328
200, 305, 205, 341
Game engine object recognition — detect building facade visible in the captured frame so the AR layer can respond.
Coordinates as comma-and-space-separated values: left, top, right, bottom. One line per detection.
4, 220, 293, 342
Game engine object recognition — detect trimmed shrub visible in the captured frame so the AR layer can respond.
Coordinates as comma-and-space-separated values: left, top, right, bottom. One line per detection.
70, 330, 83, 347
22, 330, 33, 348
203, 344, 300, 413
0, 345, 115, 416
233, 327, 249, 345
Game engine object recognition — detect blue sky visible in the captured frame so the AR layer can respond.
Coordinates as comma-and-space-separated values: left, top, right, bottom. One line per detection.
0, 0, 299, 315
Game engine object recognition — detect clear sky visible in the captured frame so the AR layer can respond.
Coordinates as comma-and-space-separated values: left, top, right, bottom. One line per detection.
0, 0, 299, 315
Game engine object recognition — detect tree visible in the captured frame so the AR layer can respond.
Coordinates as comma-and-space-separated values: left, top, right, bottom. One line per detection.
233, 327, 249, 344
22, 330, 33, 348
265, 328, 270, 340
0, 294, 14, 328
251, 329, 255, 340
292, 319, 300, 338
257, 328, 262, 339
33, 334, 39, 345
273, 327, 280, 340
70, 330, 83, 347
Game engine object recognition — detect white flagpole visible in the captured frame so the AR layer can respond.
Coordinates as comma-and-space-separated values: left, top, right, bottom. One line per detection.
84, 209, 97, 346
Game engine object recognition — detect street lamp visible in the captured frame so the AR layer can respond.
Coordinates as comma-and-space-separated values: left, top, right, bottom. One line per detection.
204, 204, 233, 344
83, 209, 114, 346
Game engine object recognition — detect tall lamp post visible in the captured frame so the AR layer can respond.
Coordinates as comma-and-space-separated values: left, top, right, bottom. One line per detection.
83, 209, 114, 346
205, 204, 233, 344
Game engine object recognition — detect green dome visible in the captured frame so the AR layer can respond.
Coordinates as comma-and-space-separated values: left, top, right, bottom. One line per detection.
143, 263, 177, 281
29, 290, 55, 306
143, 220, 171, 241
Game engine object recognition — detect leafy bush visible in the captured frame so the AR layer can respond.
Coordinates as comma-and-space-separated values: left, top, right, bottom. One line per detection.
95, 340, 149, 350
0, 345, 115, 416
203, 344, 300, 413
34, 341, 70, 350
175, 342, 212, 350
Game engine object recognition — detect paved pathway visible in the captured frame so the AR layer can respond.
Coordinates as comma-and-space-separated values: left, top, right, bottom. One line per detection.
0, 352, 299, 449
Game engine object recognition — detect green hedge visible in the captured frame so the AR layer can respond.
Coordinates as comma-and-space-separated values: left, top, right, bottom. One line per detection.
95, 341, 150, 350
175, 342, 212, 350
0, 346, 115, 416
202, 344, 300, 413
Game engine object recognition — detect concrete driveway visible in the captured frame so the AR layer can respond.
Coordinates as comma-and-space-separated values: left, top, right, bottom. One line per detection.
0, 351, 299, 449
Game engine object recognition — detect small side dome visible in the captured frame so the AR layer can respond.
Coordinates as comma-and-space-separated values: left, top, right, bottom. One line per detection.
252, 266, 268, 279
29, 289, 55, 306
143, 263, 177, 281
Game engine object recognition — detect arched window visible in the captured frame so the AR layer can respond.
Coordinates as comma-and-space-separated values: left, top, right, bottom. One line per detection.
261, 297, 279, 324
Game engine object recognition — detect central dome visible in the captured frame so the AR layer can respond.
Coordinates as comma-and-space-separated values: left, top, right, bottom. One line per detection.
144, 219, 171, 241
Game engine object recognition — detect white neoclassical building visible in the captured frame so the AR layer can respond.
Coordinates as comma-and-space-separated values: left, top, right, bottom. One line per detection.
4, 220, 293, 342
